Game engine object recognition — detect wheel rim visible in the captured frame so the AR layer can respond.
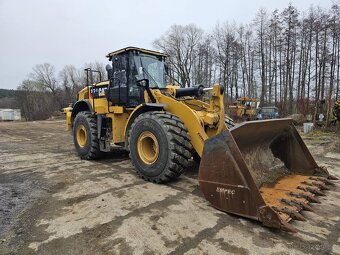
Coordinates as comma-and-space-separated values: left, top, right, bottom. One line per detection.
137, 131, 159, 165
76, 124, 87, 148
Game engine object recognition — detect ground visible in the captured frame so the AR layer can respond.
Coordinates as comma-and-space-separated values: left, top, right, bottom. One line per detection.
0, 120, 339, 255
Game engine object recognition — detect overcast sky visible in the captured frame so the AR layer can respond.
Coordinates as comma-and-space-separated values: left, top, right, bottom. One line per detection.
0, 0, 335, 89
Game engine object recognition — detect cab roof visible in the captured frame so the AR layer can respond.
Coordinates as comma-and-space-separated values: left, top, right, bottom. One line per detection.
106, 47, 167, 60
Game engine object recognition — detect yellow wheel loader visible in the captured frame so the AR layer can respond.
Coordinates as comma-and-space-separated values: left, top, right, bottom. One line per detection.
64, 47, 338, 232
227, 97, 260, 121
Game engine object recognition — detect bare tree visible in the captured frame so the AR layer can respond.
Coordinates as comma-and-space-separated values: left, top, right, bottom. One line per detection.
16, 79, 55, 120
153, 24, 203, 87
212, 22, 240, 99
29, 63, 58, 94
59, 65, 83, 103
83, 61, 107, 84
253, 8, 269, 106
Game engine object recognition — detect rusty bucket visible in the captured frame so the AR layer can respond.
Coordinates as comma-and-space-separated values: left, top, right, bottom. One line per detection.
199, 118, 337, 232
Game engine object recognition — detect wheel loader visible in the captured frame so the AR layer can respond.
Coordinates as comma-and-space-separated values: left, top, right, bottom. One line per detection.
227, 97, 260, 121
64, 47, 338, 232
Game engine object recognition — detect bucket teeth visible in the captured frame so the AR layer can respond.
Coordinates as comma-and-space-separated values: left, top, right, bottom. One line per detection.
289, 211, 307, 222
301, 181, 314, 187
281, 198, 314, 212
310, 177, 335, 186
280, 221, 298, 233
295, 201, 314, 212
297, 186, 326, 196
312, 182, 329, 190
273, 207, 306, 221
328, 174, 339, 180
302, 181, 330, 190
281, 198, 302, 211
324, 179, 335, 185
289, 192, 321, 203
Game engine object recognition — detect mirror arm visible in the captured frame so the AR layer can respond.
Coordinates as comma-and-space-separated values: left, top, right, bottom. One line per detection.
136, 79, 156, 103
145, 87, 156, 103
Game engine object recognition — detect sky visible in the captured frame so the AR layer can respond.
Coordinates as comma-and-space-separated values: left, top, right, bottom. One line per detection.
0, 0, 336, 89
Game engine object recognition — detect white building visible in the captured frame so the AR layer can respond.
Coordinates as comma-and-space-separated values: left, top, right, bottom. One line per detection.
0, 109, 21, 121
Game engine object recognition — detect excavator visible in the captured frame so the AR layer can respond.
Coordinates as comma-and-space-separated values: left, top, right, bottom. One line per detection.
64, 47, 337, 232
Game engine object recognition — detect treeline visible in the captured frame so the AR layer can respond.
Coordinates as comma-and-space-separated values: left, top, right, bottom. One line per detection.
154, 3, 340, 116
0, 89, 16, 98
15, 62, 106, 120
4, 3, 340, 120
0, 89, 17, 109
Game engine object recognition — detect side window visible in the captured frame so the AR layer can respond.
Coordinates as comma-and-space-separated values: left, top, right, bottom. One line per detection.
113, 56, 127, 87
108, 54, 129, 106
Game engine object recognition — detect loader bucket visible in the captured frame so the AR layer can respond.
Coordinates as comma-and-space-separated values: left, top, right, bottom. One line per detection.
199, 118, 337, 232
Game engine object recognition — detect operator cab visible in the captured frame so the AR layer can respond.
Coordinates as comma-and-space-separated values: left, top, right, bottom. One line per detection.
106, 47, 167, 107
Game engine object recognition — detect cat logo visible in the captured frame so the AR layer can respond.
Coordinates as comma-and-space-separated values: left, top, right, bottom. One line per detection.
90, 86, 108, 98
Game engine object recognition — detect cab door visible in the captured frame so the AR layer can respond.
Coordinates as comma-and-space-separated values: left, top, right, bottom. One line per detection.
108, 53, 128, 105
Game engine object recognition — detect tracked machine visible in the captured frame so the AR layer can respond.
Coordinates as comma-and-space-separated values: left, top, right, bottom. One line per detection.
64, 47, 338, 232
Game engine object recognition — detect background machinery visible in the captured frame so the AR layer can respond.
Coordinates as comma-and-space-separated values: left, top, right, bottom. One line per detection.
313, 99, 340, 127
64, 47, 337, 232
227, 97, 260, 121
257, 106, 280, 120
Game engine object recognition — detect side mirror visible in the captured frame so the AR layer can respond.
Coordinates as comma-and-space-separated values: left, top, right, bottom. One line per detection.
136, 79, 150, 89
164, 64, 169, 75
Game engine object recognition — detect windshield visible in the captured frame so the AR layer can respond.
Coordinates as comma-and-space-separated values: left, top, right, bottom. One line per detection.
133, 54, 166, 88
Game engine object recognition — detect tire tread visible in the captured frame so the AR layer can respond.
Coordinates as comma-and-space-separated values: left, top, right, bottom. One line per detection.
74, 111, 102, 160
128, 111, 192, 183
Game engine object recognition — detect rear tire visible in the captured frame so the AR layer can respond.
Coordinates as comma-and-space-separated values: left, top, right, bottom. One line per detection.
73, 111, 101, 159
129, 111, 192, 183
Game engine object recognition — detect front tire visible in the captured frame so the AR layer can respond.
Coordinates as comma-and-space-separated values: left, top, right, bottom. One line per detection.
129, 111, 192, 183
73, 111, 101, 159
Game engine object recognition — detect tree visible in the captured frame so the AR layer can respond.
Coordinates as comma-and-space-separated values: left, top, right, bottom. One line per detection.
29, 63, 58, 94
212, 22, 241, 99
16, 79, 54, 120
153, 24, 203, 87
59, 65, 83, 103
253, 8, 269, 106
281, 4, 300, 114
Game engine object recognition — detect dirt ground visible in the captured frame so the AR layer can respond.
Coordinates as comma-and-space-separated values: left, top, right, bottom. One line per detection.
0, 120, 339, 255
